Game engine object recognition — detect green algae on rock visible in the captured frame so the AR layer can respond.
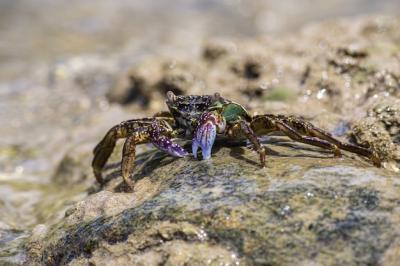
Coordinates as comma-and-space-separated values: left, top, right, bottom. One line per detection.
26, 143, 400, 265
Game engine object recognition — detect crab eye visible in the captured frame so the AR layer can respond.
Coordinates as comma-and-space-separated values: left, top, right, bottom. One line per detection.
167, 91, 176, 102
213, 92, 221, 101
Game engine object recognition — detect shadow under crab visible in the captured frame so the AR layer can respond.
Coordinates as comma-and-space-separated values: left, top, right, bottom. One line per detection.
92, 91, 381, 189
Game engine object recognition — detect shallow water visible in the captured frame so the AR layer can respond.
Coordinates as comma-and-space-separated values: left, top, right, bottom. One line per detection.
1, 0, 400, 80
0, 0, 399, 264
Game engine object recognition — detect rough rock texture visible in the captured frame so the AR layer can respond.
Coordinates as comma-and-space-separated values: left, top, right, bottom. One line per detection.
350, 100, 400, 172
27, 144, 399, 265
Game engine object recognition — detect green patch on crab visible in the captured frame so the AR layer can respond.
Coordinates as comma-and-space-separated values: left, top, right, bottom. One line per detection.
221, 103, 251, 122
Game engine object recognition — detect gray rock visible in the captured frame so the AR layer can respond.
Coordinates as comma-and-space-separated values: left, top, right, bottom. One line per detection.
26, 142, 400, 265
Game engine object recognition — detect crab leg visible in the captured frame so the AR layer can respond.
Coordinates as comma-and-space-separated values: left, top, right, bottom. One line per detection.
274, 121, 342, 157
92, 123, 128, 184
121, 133, 143, 188
92, 118, 157, 184
226, 120, 266, 167
305, 126, 381, 166
121, 122, 187, 188
276, 115, 380, 166
251, 115, 380, 166
92, 117, 181, 185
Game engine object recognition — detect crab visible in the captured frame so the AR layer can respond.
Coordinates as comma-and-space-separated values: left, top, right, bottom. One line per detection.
92, 91, 381, 188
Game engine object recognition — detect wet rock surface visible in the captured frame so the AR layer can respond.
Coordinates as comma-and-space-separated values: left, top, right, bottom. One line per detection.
27, 144, 399, 265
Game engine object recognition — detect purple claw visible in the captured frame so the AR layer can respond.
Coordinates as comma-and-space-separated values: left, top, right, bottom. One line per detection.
153, 135, 188, 157
192, 113, 218, 160
192, 139, 199, 159
150, 122, 188, 157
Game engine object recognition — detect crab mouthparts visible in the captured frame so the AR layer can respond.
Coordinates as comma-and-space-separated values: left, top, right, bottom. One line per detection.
192, 120, 217, 160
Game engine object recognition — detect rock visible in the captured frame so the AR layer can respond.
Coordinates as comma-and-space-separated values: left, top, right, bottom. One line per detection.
107, 58, 205, 110
106, 58, 162, 108
350, 100, 400, 172
202, 39, 235, 62
365, 70, 400, 100
52, 143, 94, 186
368, 100, 400, 142
26, 142, 400, 265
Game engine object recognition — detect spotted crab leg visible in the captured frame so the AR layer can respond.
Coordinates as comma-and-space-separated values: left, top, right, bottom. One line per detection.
250, 115, 381, 166
121, 131, 146, 188
304, 125, 381, 166
93, 118, 160, 184
226, 120, 266, 167
274, 121, 342, 156
121, 122, 187, 188
92, 117, 185, 186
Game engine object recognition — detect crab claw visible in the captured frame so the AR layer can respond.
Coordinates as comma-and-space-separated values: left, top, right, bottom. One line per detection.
153, 135, 188, 157
192, 121, 216, 160
192, 112, 225, 160
150, 122, 188, 157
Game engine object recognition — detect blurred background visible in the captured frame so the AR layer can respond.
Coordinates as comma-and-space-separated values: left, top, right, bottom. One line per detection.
0, 0, 399, 264
1, 0, 400, 80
